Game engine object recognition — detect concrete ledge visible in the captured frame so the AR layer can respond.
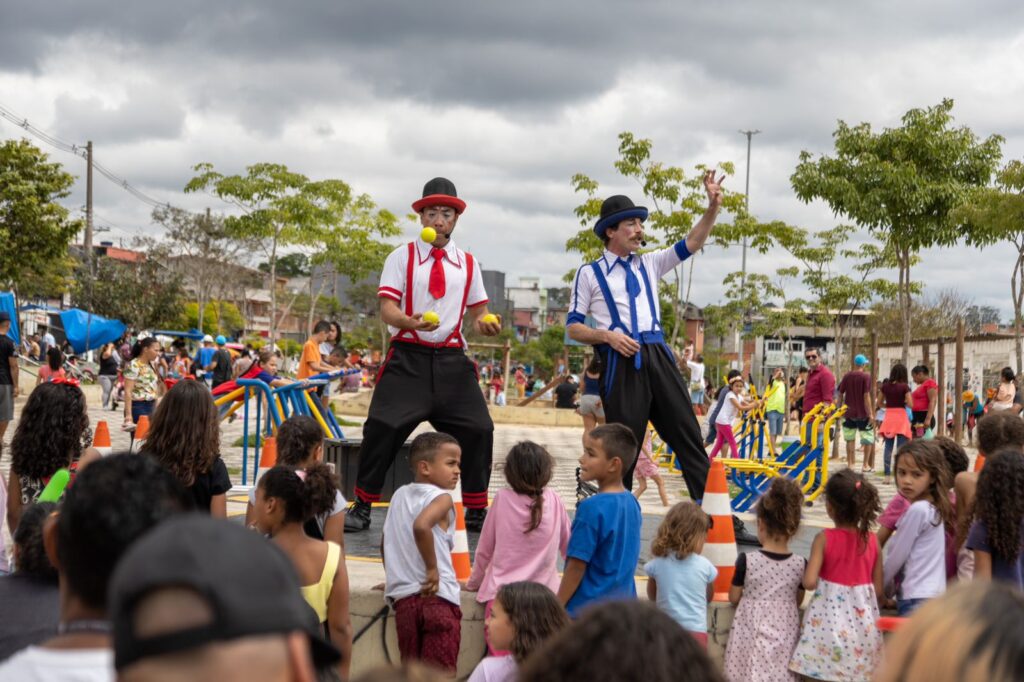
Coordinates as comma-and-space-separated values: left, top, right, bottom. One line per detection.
334, 390, 591, 427
346, 561, 736, 677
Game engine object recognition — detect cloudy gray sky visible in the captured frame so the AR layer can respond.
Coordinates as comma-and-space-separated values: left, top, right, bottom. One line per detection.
2, 1, 1023, 317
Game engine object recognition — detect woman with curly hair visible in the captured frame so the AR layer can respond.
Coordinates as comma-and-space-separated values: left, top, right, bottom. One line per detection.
966, 448, 1024, 588
5, 381, 99, 531
140, 379, 231, 517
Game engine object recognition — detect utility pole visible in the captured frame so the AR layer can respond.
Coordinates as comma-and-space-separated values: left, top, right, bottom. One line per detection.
85, 140, 94, 274
84, 140, 95, 357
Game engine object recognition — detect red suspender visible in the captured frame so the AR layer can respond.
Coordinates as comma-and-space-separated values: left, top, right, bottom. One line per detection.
394, 242, 421, 344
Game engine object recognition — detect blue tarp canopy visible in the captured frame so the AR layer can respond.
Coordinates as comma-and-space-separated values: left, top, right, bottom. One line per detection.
60, 308, 126, 354
0, 292, 21, 346
151, 329, 205, 340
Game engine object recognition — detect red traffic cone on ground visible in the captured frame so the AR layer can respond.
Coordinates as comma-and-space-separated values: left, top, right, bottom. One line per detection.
700, 458, 737, 601
256, 436, 278, 485
130, 415, 151, 454
450, 480, 472, 582
93, 421, 111, 457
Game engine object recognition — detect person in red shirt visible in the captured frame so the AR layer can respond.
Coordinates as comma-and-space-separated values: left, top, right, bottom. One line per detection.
910, 365, 939, 438
837, 355, 875, 472
802, 348, 836, 450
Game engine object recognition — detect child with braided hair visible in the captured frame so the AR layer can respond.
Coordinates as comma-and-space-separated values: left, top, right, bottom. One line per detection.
466, 441, 571, 653
252, 463, 352, 679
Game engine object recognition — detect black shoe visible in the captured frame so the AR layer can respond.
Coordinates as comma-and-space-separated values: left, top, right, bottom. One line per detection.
344, 499, 372, 533
733, 515, 761, 546
464, 507, 487, 533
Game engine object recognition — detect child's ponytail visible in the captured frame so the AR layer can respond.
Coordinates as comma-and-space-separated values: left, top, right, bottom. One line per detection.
503, 441, 554, 532
259, 463, 338, 523
825, 468, 881, 550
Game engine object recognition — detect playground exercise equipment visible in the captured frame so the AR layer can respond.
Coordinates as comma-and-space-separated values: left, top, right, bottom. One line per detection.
722, 401, 846, 511
212, 368, 362, 485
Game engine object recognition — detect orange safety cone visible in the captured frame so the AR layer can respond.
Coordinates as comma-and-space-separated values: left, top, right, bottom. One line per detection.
974, 453, 986, 472
450, 480, 472, 582
700, 458, 737, 601
93, 420, 112, 457
130, 415, 151, 454
256, 436, 278, 485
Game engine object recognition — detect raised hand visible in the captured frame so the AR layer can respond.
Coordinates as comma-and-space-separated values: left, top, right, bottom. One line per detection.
703, 169, 726, 209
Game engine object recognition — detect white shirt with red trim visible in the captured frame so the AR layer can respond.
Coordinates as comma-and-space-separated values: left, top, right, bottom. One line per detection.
377, 238, 488, 348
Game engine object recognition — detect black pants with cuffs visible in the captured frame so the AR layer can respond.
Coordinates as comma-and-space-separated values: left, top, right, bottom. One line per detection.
355, 342, 494, 509
600, 343, 709, 499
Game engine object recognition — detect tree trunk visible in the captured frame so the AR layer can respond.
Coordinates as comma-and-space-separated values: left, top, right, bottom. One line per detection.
1014, 241, 1024, 375
899, 247, 911, 367
269, 234, 279, 348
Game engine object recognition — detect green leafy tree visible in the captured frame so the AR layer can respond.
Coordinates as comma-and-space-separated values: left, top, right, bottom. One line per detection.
302, 192, 400, 331
958, 160, 1024, 371
791, 99, 1003, 365
865, 289, 972, 345
259, 252, 310, 278
185, 163, 363, 345
775, 224, 900, 369
568, 132, 746, 345
73, 256, 184, 330
179, 300, 245, 336
0, 139, 82, 298
147, 206, 257, 334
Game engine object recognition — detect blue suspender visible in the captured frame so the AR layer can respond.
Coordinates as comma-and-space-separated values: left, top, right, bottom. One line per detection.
589, 259, 675, 393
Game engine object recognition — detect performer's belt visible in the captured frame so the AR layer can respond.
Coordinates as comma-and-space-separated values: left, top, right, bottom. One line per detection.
593, 331, 675, 395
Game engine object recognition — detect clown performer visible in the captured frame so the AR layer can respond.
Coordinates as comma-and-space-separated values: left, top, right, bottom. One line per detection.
566, 170, 759, 544
344, 178, 501, 533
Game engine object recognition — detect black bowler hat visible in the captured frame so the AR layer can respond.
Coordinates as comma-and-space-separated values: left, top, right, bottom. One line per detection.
594, 195, 648, 237
412, 177, 467, 215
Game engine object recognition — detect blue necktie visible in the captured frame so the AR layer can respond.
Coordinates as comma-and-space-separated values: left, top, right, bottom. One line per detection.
618, 257, 642, 369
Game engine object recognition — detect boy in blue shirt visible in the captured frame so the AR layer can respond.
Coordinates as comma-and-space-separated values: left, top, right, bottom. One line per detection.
558, 423, 643, 617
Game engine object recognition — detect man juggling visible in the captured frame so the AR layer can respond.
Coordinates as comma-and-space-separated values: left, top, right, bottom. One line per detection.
345, 178, 502, 533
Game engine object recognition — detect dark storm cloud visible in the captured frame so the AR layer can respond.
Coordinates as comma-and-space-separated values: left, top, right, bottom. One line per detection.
53, 87, 186, 144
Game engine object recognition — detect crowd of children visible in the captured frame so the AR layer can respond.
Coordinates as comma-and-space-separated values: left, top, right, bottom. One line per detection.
3, 354, 1024, 681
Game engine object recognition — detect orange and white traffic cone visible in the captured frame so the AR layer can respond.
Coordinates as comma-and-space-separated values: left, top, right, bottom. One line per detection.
450, 480, 472, 582
700, 458, 737, 601
93, 421, 112, 457
974, 453, 986, 472
130, 415, 151, 454
256, 436, 278, 485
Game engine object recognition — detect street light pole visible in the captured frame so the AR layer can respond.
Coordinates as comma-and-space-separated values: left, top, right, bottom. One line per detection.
738, 129, 761, 288
737, 129, 760, 381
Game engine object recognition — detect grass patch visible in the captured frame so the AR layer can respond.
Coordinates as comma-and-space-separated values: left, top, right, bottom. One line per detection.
232, 435, 264, 448
227, 466, 242, 477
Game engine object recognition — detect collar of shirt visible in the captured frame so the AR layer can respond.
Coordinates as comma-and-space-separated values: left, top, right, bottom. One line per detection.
600, 249, 634, 273
414, 238, 463, 268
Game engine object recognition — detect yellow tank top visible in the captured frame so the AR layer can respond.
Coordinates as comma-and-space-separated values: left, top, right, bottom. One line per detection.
300, 541, 341, 623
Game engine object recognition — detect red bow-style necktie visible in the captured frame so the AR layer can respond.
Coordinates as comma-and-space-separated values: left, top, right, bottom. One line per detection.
429, 248, 447, 299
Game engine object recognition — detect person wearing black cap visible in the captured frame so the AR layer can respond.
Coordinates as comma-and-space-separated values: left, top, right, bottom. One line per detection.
565, 171, 759, 545
109, 515, 339, 682
345, 178, 502, 533
0, 310, 18, 463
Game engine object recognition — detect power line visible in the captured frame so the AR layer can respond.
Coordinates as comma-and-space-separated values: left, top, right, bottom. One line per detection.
0, 101, 183, 213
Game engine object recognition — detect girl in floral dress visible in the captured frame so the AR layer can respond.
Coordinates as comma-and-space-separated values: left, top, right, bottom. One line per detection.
725, 477, 806, 682
790, 469, 884, 681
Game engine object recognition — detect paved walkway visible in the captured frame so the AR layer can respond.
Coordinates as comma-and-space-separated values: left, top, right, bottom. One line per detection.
1, 384, 979, 535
